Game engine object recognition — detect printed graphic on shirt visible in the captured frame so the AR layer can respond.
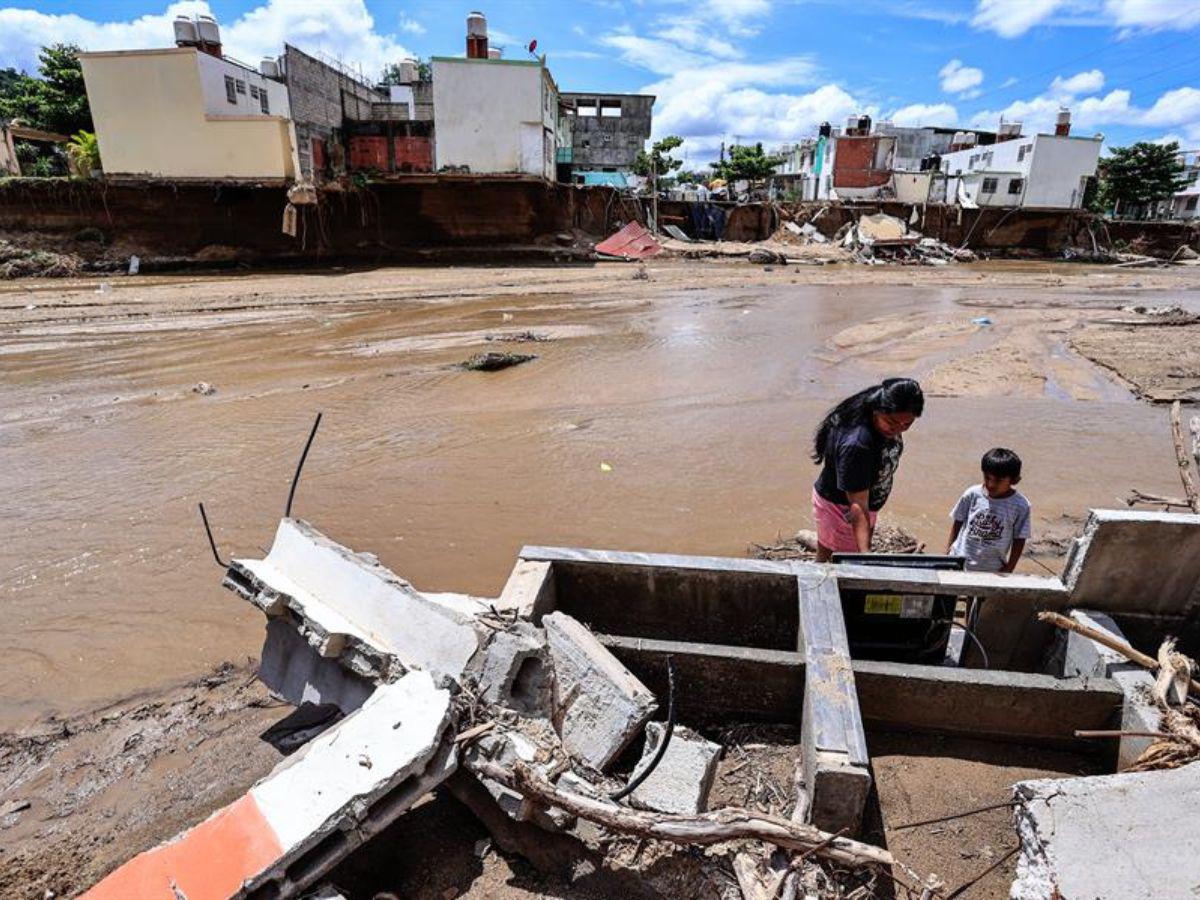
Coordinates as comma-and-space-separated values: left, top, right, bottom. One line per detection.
870, 438, 903, 510
966, 509, 1004, 542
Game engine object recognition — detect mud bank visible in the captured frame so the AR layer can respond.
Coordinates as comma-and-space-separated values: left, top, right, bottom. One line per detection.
1, 259, 1198, 733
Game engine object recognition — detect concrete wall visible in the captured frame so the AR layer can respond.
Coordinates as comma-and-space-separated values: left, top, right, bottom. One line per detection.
562, 93, 653, 171
0, 124, 18, 176
832, 135, 894, 193
892, 171, 933, 204
432, 58, 554, 178
1026, 134, 1101, 209
80, 49, 298, 180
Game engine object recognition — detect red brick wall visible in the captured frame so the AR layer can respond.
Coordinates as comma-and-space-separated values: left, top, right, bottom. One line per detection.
393, 137, 433, 173
833, 137, 890, 189
349, 137, 389, 171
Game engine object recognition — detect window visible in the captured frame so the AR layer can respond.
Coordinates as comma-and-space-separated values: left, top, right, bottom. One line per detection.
224, 76, 236, 103
969, 154, 978, 168
235, 79, 246, 94
577, 98, 598, 117
981, 177, 999, 193
250, 85, 259, 100
1008, 178, 1024, 194
599, 99, 622, 118
260, 90, 269, 114
1186, 196, 1198, 212
1017, 144, 1031, 162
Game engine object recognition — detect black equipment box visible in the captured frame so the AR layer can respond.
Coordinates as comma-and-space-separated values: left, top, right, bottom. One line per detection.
831, 553, 964, 664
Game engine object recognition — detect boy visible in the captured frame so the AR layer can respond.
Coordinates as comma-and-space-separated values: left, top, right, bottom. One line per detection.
946, 448, 1031, 573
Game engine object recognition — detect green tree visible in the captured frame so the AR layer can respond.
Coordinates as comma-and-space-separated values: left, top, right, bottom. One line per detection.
1096, 141, 1188, 216
0, 44, 92, 136
632, 135, 684, 178
67, 130, 101, 174
0, 67, 23, 96
710, 142, 785, 184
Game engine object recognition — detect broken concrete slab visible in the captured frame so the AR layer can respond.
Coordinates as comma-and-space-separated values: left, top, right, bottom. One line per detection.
496, 559, 556, 620
224, 518, 485, 685
477, 621, 550, 715
543, 611, 658, 771
258, 617, 375, 714
1062, 610, 1161, 769
1011, 762, 1200, 900
796, 573, 871, 837
84, 670, 455, 900
1063, 509, 1200, 616
630, 722, 721, 814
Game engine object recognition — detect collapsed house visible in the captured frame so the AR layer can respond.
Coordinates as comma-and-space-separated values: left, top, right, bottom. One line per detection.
84, 508, 1200, 899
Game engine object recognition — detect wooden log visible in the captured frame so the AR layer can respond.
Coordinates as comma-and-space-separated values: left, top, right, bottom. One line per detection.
1125, 489, 1194, 510
1039, 611, 1200, 696
1170, 401, 1200, 514
471, 760, 894, 869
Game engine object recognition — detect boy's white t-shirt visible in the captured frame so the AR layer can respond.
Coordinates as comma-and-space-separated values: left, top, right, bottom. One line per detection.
950, 484, 1031, 572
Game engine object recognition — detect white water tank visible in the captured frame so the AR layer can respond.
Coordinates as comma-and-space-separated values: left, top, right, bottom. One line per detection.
488, 48, 502, 59
398, 59, 419, 82
260, 58, 280, 78
173, 15, 198, 46
196, 15, 221, 46
467, 11, 488, 37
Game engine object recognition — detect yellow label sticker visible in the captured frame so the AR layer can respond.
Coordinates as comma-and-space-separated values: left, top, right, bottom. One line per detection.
864, 594, 904, 615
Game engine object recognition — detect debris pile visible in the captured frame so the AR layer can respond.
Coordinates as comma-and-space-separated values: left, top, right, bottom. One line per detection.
750, 525, 924, 561
843, 213, 975, 266
459, 351, 537, 372
0, 239, 82, 279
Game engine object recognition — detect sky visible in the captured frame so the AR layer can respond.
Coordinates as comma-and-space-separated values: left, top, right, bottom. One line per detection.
2, 0, 1199, 169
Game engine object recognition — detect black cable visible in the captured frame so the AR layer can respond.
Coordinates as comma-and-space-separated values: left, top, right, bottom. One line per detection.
198, 502, 229, 568
285, 412, 323, 519
610, 657, 676, 802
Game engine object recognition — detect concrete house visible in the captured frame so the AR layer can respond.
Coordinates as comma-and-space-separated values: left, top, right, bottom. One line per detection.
559, 92, 654, 182
80, 17, 297, 181
937, 113, 1100, 209
1169, 149, 1200, 220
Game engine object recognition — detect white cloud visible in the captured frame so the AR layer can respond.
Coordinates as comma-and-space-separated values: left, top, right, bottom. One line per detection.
1050, 69, 1104, 95
889, 102, 958, 127
971, 0, 1070, 37
397, 15, 425, 36
702, 0, 773, 37
939, 59, 983, 95
1103, 0, 1200, 30
0, 0, 414, 78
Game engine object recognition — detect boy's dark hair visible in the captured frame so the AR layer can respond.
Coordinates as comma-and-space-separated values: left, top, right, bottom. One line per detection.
981, 447, 1022, 479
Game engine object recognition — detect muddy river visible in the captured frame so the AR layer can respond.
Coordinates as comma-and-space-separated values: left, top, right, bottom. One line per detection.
0, 261, 1193, 729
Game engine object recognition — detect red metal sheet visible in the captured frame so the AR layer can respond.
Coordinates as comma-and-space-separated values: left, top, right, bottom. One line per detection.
594, 222, 663, 260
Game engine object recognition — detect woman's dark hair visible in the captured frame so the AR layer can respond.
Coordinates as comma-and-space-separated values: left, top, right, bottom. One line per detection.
811, 378, 925, 463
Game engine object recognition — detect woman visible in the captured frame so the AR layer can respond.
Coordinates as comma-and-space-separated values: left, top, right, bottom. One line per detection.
811, 378, 924, 561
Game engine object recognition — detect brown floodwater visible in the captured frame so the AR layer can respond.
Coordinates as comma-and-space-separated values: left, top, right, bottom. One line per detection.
0, 268, 1186, 729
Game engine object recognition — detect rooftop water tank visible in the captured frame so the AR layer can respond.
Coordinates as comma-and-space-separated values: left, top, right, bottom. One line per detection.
467, 11, 488, 37
398, 59, 419, 82
196, 15, 221, 46
173, 15, 198, 46
260, 58, 280, 78
488, 48, 502, 59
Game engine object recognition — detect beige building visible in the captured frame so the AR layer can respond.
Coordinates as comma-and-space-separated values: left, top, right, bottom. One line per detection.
80, 47, 298, 180
0, 123, 18, 176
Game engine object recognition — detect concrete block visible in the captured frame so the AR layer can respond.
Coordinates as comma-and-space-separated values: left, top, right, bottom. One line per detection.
1063, 509, 1200, 616
497, 559, 556, 619
478, 622, 551, 715
544, 611, 658, 771
1011, 763, 1200, 900
797, 575, 871, 836
464, 729, 572, 832
258, 617, 375, 714
84, 670, 455, 900
1062, 610, 1161, 769
629, 723, 721, 814
225, 518, 485, 685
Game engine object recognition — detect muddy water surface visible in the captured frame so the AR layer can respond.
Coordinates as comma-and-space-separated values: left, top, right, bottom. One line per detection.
0, 269, 1185, 728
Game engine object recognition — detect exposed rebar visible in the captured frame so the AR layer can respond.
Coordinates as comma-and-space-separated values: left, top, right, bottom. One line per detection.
285, 412, 323, 519
198, 502, 229, 568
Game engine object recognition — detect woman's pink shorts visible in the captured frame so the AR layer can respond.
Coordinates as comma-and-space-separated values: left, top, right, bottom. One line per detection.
812, 487, 877, 553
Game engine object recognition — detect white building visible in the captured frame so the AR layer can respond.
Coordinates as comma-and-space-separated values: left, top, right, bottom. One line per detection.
938, 132, 1101, 209
1169, 150, 1200, 220
431, 56, 558, 179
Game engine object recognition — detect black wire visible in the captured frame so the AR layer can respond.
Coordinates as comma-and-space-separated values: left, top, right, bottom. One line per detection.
285, 412, 323, 519
610, 657, 676, 802
198, 502, 229, 568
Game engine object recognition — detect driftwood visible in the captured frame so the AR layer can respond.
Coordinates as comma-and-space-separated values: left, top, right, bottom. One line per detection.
1125, 489, 1194, 510
1170, 401, 1200, 513
1039, 612, 1200, 697
472, 760, 895, 869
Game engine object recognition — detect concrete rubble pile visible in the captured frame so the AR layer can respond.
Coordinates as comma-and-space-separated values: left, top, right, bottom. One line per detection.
86, 518, 889, 899
841, 212, 976, 266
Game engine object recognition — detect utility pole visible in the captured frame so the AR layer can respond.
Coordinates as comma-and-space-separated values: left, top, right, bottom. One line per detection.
651, 155, 658, 235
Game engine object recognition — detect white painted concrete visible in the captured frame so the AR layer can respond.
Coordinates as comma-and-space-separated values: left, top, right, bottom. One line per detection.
431, 57, 557, 178
940, 133, 1099, 209
196, 50, 289, 119
630, 723, 721, 814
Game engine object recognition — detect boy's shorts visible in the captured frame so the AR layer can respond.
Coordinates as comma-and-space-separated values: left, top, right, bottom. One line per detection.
812, 487, 878, 553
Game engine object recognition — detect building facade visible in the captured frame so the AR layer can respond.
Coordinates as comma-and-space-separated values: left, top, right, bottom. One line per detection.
80, 47, 297, 180
431, 56, 558, 179
558, 92, 653, 179
938, 132, 1101, 209
1169, 150, 1200, 220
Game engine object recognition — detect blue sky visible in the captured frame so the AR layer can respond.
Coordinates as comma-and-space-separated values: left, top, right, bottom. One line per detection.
3, 0, 1199, 167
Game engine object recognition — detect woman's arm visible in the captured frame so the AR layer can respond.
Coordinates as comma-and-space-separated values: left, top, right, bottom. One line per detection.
844, 489, 873, 553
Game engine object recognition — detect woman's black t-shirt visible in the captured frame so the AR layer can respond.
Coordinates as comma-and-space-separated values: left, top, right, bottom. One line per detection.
813, 422, 903, 512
